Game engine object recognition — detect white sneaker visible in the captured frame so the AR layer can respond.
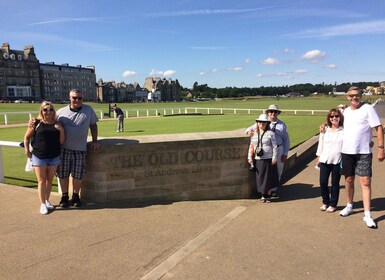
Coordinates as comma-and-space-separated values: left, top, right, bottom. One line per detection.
45, 200, 54, 210
363, 216, 377, 229
339, 206, 353, 217
40, 204, 48, 215
320, 204, 328, 211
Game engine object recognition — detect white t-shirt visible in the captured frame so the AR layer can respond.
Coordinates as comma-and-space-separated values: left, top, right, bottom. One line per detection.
342, 104, 381, 154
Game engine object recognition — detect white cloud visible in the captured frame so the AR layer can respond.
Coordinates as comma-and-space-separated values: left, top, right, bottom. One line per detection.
211, 68, 218, 73
149, 69, 176, 77
149, 69, 164, 76
230, 67, 243, 72
284, 48, 295, 54
122, 70, 137, 78
244, 58, 251, 64
327, 64, 337, 69
190, 46, 226, 50
163, 70, 176, 76
262, 57, 280, 65
287, 20, 385, 38
11, 32, 119, 52
302, 50, 326, 63
148, 7, 285, 17
28, 17, 109, 26
294, 69, 308, 74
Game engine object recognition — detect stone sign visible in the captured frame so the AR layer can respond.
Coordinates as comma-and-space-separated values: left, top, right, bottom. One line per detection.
82, 135, 252, 203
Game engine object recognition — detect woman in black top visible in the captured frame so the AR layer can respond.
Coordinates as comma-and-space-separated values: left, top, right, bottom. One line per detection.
24, 101, 65, 215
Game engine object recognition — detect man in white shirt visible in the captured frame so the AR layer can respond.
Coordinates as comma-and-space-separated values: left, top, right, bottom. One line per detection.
339, 86, 384, 228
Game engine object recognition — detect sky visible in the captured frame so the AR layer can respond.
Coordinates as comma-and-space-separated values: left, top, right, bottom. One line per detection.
1, 0, 385, 89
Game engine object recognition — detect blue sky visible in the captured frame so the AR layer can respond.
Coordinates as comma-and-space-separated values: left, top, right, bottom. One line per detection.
1, 0, 385, 89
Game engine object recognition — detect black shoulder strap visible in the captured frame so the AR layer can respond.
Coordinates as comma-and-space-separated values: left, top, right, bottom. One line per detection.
257, 130, 266, 148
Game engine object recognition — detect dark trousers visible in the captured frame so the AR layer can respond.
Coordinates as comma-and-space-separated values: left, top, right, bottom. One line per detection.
319, 162, 341, 207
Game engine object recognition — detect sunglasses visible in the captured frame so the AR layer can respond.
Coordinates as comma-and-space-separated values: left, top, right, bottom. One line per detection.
71, 96, 83, 101
42, 108, 53, 112
348, 94, 361, 98
268, 111, 278, 114
329, 115, 340, 119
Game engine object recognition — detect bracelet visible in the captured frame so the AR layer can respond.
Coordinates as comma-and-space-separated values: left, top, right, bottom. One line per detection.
378, 145, 384, 149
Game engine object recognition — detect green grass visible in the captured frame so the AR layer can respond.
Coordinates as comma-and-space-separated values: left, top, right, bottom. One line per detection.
3, 94, 374, 189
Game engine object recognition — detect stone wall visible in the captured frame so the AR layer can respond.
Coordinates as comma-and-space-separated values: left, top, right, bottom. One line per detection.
82, 133, 252, 203
82, 130, 321, 204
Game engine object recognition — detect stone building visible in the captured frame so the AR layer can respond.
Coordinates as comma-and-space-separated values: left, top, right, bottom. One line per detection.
143, 77, 181, 102
97, 79, 144, 103
0, 42, 97, 102
0, 42, 41, 101
40, 62, 96, 102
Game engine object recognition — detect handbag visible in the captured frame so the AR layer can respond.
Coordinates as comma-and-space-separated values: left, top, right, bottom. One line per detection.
25, 158, 33, 172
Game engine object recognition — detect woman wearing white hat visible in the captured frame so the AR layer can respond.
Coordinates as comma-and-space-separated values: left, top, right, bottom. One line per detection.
247, 114, 278, 202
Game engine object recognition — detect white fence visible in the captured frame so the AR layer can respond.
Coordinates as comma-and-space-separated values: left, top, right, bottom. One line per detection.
0, 141, 22, 183
0, 108, 329, 126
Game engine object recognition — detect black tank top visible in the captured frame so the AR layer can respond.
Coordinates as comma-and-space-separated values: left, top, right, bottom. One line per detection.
31, 122, 61, 159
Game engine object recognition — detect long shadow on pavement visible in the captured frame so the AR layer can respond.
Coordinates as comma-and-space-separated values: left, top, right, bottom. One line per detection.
278, 183, 320, 202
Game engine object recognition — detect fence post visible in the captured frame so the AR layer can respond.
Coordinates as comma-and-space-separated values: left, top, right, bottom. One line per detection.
0, 146, 4, 183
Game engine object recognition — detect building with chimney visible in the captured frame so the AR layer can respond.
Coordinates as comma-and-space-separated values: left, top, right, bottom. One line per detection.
0, 42, 41, 101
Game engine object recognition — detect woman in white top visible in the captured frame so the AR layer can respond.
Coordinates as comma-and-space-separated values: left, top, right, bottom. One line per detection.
316, 108, 344, 212
248, 114, 278, 202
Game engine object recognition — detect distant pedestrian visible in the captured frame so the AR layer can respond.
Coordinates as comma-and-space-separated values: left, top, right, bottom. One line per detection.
337, 104, 347, 114
112, 104, 124, 132
24, 101, 65, 215
316, 108, 344, 213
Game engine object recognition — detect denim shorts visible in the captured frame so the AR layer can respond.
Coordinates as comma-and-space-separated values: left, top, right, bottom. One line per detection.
31, 154, 61, 167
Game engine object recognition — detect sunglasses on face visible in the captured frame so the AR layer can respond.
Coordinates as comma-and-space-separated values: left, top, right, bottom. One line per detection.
329, 115, 340, 119
71, 96, 83, 101
42, 108, 53, 112
268, 111, 278, 114
348, 94, 361, 98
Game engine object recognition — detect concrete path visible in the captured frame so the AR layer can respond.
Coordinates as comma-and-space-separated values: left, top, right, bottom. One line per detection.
1, 147, 385, 280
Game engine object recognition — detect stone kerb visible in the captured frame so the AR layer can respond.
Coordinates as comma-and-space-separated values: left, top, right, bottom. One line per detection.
82, 133, 252, 203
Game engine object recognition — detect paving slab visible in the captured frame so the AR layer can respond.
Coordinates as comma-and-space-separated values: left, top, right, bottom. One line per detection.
1, 139, 385, 280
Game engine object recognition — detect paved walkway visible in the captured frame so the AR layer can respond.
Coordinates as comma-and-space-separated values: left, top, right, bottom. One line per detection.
1, 147, 385, 279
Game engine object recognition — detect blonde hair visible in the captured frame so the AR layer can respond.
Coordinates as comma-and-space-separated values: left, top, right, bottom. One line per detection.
37, 101, 56, 120
347, 86, 362, 95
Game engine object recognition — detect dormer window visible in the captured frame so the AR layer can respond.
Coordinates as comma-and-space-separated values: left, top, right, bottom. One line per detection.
3, 53, 9, 59
10, 53, 15, 60
17, 54, 22, 60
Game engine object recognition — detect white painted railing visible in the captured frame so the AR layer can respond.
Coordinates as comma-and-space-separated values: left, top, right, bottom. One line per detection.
0, 141, 22, 183
0, 108, 329, 126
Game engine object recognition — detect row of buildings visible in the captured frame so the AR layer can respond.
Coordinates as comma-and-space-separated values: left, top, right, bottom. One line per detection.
0, 42, 181, 103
